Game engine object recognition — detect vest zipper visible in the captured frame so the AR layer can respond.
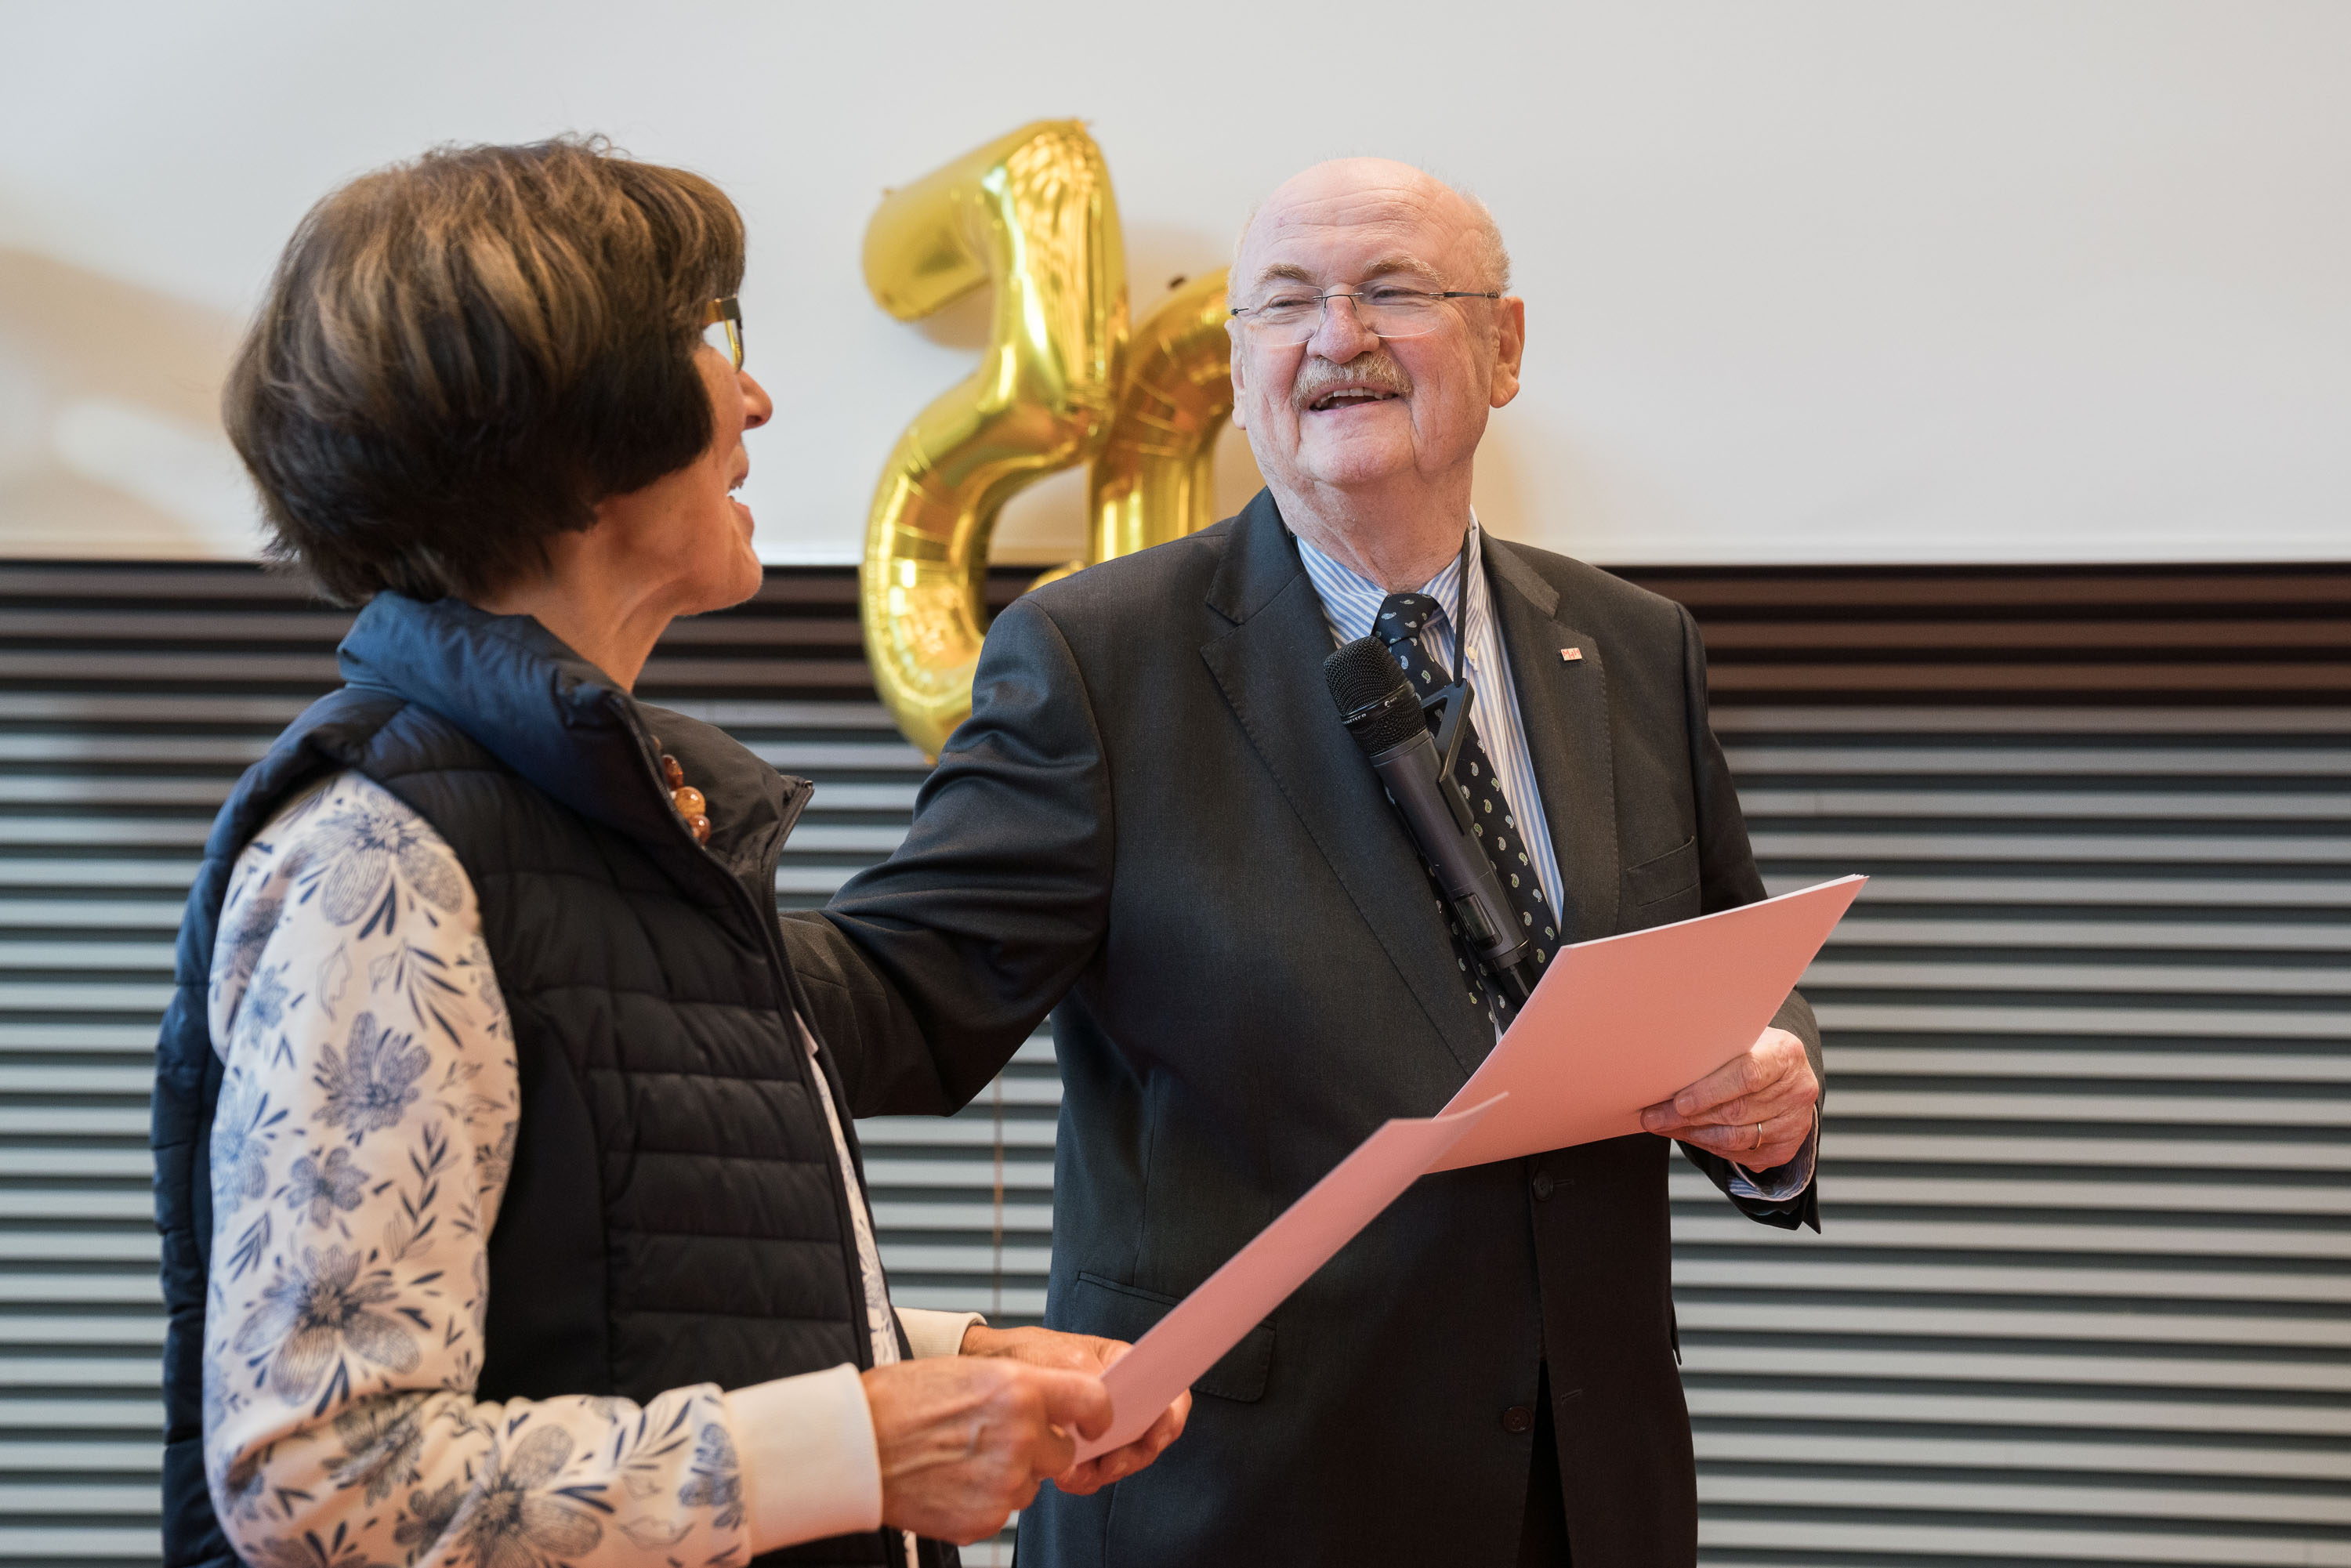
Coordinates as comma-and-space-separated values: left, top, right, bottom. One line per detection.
714, 794, 886, 1376
628, 714, 887, 1377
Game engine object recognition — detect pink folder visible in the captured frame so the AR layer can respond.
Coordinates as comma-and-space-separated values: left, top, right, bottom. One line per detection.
1426, 875, 1865, 1171
1073, 1096, 1502, 1461
1069, 876, 1863, 1459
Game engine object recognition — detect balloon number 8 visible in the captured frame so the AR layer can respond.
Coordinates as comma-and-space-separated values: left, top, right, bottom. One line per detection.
860, 120, 1234, 759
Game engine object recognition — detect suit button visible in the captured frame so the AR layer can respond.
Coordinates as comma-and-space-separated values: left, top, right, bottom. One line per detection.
1531, 1172, 1554, 1200
1502, 1405, 1535, 1433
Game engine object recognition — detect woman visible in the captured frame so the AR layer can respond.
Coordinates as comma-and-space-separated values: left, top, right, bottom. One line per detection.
150, 139, 1183, 1568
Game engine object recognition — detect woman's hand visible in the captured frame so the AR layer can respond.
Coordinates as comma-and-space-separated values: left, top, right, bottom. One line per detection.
860, 1356, 1110, 1544
958, 1324, 1193, 1494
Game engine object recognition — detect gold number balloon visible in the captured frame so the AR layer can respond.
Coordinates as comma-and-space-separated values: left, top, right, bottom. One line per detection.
1031, 270, 1234, 594
860, 121, 1128, 759
860, 125, 1234, 758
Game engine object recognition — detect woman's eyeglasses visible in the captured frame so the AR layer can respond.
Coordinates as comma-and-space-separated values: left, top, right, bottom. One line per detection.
701, 296, 744, 370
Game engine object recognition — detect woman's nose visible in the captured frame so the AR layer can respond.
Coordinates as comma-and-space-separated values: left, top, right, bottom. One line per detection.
740, 370, 774, 429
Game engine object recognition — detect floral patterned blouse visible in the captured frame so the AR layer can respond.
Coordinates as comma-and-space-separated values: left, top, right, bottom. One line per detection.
202, 771, 973, 1565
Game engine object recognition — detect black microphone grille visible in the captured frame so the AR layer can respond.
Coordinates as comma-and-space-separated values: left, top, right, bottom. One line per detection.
1324, 635, 1407, 710
1323, 636, 1427, 755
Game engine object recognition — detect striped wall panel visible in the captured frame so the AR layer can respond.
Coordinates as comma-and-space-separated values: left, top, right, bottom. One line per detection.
0, 559, 2342, 1566
1633, 563, 2351, 704
1697, 704, 2349, 1567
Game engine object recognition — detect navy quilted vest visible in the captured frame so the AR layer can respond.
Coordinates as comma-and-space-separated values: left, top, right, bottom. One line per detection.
151, 593, 942, 1567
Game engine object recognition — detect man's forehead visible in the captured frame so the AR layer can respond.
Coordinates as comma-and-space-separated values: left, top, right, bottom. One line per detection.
1239, 165, 1479, 282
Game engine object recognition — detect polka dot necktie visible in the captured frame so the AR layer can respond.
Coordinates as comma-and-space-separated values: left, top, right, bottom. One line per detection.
1377, 592, 1559, 1030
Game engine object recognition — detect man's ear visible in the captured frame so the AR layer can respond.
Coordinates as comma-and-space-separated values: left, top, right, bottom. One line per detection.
1489, 295, 1527, 410
1226, 320, 1249, 429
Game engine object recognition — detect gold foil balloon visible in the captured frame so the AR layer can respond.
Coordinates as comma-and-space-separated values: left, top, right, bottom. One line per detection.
860, 126, 1235, 758
1092, 269, 1234, 562
1041, 270, 1233, 588
860, 121, 1127, 759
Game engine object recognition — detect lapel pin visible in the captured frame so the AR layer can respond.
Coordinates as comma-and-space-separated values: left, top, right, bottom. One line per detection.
1559, 647, 1584, 663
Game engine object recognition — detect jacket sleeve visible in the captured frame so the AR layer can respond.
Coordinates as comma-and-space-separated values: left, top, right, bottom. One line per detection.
783, 595, 1116, 1118
1672, 603, 1826, 1233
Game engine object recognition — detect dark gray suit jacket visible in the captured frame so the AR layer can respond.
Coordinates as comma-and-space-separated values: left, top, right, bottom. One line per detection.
784, 491, 1820, 1568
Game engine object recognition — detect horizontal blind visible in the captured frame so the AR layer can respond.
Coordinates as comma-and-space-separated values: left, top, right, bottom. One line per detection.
1635, 563, 2351, 704
2, 560, 2343, 1566
1697, 705, 2349, 1567
2, 677, 212, 1566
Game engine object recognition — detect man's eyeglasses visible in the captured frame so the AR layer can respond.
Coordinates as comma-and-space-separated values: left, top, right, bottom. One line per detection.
701, 295, 744, 369
1229, 284, 1501, 346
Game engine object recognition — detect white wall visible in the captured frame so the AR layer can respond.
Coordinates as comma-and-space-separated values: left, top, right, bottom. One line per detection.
2, 0, 2344, 566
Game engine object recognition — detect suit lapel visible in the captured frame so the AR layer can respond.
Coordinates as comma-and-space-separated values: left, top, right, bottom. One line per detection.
1198, 494, 1496, 1080
1484, 538, 1621, 942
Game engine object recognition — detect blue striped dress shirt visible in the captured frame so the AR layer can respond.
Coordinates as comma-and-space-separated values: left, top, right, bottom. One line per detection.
1295, 517, 1565, 918
1292, 517, 1817, 1200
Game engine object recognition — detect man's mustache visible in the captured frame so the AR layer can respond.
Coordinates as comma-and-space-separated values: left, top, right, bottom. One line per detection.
1291, 352, 1413, 411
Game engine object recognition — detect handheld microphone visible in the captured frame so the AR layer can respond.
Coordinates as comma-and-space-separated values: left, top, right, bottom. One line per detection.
1324, 636, 1538, 1010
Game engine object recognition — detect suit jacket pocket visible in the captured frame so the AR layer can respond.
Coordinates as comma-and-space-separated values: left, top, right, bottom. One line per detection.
1625, 835, 1700, 907
1067, 1272, 1273, 1403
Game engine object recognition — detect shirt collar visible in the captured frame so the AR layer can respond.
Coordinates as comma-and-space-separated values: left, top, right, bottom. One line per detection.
1294, 513, 1485, 646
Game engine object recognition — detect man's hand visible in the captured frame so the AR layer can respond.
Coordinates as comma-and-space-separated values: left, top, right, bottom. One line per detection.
1639, 1026, 1817, 1172
859, 1356, 1111, 1544
960, 1324, 1191, 1494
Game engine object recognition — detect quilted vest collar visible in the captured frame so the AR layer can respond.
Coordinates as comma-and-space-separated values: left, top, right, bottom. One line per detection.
335, 592, 807, 914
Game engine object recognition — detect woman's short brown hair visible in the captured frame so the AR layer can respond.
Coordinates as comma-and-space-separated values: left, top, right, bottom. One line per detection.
225, 136, 744, 604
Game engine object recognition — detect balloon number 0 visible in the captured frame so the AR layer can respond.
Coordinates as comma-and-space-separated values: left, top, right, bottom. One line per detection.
860, 120, 1233, 759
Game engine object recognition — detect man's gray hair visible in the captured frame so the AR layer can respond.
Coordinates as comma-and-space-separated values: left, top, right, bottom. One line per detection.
1461, 192, 1512, 293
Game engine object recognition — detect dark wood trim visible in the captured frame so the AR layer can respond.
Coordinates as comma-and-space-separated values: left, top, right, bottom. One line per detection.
1607, 563, 2349, 704
4, 559, 2345, 706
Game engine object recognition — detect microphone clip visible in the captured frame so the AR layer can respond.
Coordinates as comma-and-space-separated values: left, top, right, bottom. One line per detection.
1422, 680, 1477, 835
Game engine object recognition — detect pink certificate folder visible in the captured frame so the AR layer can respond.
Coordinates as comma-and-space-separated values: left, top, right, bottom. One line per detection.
1070, 876, 1862, 1458
1073, 1096, 1502, 1461
1426, 875, 1866, 1171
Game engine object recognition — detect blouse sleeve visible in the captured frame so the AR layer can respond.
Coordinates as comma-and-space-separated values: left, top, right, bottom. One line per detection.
201, 771, 882, 1564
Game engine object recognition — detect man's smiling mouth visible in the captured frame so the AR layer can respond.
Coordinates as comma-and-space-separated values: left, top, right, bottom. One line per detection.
1306, 386, 1401, 412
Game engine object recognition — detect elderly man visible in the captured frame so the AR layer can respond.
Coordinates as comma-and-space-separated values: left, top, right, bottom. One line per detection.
784, 158, 1821, 1567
